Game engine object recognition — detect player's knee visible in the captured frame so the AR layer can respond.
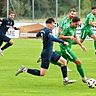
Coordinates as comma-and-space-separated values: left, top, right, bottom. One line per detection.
62, 60, 67, 66
40, 73, 45, 76
80, 39, 84, 43
74, 60, 81, 65
58, 56, 67, 66
9, 39, 14, 45
40, 69, 46, 76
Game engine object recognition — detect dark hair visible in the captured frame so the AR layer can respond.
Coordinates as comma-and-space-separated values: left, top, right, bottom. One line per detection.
46, 17, 55, 24
72, 16, 80, 22
91, 6, 96, 10
9, 11, 15, 15
69, 8, 77, 13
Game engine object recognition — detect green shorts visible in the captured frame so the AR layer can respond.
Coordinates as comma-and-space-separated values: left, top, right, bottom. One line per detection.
60, 47, 77, 62
80, 27, 94, 39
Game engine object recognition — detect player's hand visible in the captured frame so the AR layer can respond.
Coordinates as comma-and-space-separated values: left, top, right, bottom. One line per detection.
64, 42, 69, 46
81, 45, 87, 51
36, 32, 41, 37
17, 27, 20, 30
14, 27, 20, 30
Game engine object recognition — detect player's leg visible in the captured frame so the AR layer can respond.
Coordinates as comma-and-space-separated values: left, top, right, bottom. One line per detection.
61, 49, 75, 75
52, 50, 72, 71
0, 40, 3, 47
27, 67, 47, 76
62, 48, 87, 83
80, 38, 85, 43
69, 52, 87, 83
57, 56, 76, 85
1, 39, 14, 51
16, 57, 49, 76
80, 28, 88, 43
51, 52, 76, 85
26, 56, 49, 76
51, 52, 67, 79
1, 35, 14, 51
74, 59, 87, 83
16, 65, 47, 76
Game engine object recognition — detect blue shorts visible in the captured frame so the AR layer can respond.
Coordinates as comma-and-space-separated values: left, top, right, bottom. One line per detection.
41, 57, 50, 69
51, 51, 61, 66
0, 34, 10, 42
51, 52, 61, 62
41, 49, 52, 69
41, 51, 61, 69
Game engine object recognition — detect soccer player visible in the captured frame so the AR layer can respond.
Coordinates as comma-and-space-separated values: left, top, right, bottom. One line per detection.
0, 11, 19, 56
37, 51, 76, 85
15, 17, 75, 85
58, 8, 77, 36
58, 8, 77, 71
59, 16, 88, 83
80, 6, 96, 54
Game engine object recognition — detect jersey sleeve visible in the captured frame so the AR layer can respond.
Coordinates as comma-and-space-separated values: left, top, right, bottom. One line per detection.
48, 33, 64, 44
1, 19, 7, 25
58, 18, 65, 28
88, 15, 94, 22
36, 30, 45, 37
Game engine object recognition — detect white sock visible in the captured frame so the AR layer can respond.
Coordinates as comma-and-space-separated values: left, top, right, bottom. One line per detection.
64, 77, 68, 81
23, 67, 28, 72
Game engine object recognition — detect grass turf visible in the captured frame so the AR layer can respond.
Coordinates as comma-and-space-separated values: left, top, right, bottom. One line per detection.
0, 39, 96, 96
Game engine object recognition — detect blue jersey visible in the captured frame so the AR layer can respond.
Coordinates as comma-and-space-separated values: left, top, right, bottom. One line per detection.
36, 27, 64, 69
42, 28, 54, 50
0, 18, 14, 35
37, 27, 64, 58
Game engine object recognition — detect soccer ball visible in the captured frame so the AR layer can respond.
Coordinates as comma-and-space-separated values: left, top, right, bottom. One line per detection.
87, 78, 96, 88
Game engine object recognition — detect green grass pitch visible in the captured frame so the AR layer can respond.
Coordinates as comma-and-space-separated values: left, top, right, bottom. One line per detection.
0, 39, 96, 96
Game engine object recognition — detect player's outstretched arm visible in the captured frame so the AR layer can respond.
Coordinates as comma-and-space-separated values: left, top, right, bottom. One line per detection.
75, 37, 87, 51
48, 34, 68, 45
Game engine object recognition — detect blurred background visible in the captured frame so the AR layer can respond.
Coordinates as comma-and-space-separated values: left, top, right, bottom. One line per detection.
0, 0, 96, 22
0, 0, 96, 38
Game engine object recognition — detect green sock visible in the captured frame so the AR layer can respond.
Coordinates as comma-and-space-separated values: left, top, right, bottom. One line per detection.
94, 41, 96, 50
76, 64, 84, 78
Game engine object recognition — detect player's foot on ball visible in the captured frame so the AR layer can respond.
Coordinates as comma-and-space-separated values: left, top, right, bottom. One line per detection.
15, 65, 27, 76
64, 79, 76, 85
82, 77, 88, 83
0, 49, 4, 56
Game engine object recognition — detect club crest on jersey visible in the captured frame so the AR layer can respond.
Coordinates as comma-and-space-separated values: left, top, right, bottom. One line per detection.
8, 22, 10, 24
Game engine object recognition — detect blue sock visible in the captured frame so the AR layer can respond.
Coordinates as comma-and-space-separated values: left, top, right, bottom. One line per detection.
27, 69, 40, 76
